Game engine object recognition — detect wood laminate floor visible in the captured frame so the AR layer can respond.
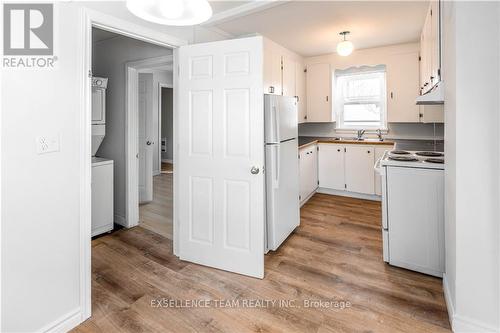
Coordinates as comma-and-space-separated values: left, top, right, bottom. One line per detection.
139, 173, 173, 239
74, 192, 450, 333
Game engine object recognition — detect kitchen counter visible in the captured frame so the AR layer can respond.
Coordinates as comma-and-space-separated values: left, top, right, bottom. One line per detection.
298, 136, 444, 152
298, 136, 395, 149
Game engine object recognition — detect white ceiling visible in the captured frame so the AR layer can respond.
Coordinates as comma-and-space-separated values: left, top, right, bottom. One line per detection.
209, 1, 429, 57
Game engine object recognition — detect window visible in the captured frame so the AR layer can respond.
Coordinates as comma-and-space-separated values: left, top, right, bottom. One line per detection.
334, 65, 387, 130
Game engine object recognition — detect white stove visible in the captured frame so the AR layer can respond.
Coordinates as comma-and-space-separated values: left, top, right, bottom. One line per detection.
379, 150, 444, 170
375, 149, 444, 277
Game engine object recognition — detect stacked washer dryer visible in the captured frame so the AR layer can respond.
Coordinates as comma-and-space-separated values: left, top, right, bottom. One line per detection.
91, 77, 114, 237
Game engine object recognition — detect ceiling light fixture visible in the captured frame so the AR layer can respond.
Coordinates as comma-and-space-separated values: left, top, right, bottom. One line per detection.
336, 31, 354, 56
126, 0, 213, 26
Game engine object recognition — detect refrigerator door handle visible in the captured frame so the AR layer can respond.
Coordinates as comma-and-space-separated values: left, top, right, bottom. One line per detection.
273, 145, 280, 189
273, 104, 280, 143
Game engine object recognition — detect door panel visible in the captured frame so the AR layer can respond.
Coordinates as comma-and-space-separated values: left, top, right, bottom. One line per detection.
345, 145, 375, 194
178, 36, 265, 278
318, 144, 344, 190
306, 63, 332, 122
296, 62, 307, 123
138, 73, 154, 203
282, 56, 296, 97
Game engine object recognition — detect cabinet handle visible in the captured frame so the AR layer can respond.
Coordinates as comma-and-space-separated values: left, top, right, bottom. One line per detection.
424, 82, 429, 87
390, 92, 393, 99
337, 149, 341, 152
367, 150, 371, 154
326, 96, 329, 102
269, 86, 275, 93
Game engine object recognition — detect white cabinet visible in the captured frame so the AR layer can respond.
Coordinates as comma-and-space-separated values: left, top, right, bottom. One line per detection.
387, 52, 421, 123
345, 146, 375, 195
306, 63, 333, 122
318, 144, 344, 191
420, 1, 441, 94
299, 144, 318, 204
91, 159, 114, 237
92, 86, 106, 124
296, 62, 307, 123
282, 55, 296, 97
264, 39, 282, 95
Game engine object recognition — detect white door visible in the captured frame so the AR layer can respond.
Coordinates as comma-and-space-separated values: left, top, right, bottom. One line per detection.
306, 63, 332, 122
282, 56, 296, 97
138, 73, 154, 203
177, 36, 265, 278
295, 62, 307, 123
345, 145, 375, 194
318, 144, 345, 190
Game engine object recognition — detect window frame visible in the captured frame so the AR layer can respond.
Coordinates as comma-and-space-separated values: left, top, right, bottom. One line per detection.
333, 66, 388, 131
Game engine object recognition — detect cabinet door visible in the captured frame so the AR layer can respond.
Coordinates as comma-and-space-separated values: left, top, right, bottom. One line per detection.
306, 63, 332, 122
92, 87, 106, 124
345, 145, 375, 195
318, 144, 344, 190
296, 62, 307, 123
282, 56, 296, 97
429, 1, 440, 87
299, 148, 309, 203
308, 145, 318, 195
421, 7, 433, 94
387, 52, 420, 123
263, 40, 282, 95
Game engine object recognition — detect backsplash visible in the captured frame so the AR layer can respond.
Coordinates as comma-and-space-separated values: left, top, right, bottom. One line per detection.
298, 122, 444, 140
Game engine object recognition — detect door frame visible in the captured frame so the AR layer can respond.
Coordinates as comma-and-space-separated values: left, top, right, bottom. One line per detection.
157, 83, 174, 171
126, 56, 173, 224
79, 7, 186, 323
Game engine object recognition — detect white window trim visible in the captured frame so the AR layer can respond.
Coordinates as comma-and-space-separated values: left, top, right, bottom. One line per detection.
333, 65, 388, 131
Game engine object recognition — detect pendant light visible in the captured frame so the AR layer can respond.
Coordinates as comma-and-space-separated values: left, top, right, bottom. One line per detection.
336, 31, 354, 56
126, 0, 213, 26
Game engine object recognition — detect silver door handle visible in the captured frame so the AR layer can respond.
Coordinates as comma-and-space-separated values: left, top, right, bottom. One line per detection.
146, 141, 152, 146
250, 166, 260, 175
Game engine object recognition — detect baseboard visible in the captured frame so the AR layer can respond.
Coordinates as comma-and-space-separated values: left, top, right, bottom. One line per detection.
300, 190, 317, 207
317, 187, 381, 202
41, 308, 82, 333
161, 159, 173, 163
114, 214, 126, 226
443, 273, 498, 333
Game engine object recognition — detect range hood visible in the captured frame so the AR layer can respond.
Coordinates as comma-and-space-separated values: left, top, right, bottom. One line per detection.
416, 81, 444, 105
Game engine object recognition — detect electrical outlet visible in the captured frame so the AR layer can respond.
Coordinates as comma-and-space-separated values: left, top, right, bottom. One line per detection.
36, 135, 60, 154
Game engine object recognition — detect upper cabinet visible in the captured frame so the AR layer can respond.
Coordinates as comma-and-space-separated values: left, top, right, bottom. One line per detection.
420, 1, 441, 95
387, 51, 421, 123
306, 63, 333, 122
263, 38, 306, 123
295, 62, 307, 123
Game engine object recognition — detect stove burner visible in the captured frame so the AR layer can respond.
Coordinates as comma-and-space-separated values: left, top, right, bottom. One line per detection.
389, 150, 411, 155
415, 151, 444, 157
424, 158, 445, 164
388, 155, 418, 162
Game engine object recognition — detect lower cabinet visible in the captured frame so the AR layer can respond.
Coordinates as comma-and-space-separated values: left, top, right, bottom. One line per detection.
344, 146, 375, 194
318, 144, 344, 190
299, 144, 318, 205
318, 143, 394, 196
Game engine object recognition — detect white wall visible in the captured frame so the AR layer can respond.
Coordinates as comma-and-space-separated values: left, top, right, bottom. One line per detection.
443, 2, 500, 332
1, 2, 226, 332
92, 35, 172, 223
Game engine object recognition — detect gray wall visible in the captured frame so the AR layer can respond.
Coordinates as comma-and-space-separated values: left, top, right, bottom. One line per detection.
299, 122, 444, 140
92, 31, 172, 223
161, 88, 174, 161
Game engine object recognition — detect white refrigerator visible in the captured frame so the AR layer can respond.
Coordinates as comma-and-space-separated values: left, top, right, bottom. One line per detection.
264, 94, 300, 251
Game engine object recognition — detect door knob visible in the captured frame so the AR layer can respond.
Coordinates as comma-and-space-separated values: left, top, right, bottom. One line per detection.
146, 141, 152, 146
250, 166, 260, 175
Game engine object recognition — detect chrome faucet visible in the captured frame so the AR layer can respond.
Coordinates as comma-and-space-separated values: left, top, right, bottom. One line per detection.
376, 129, 383, 141
356, 129, 365, 140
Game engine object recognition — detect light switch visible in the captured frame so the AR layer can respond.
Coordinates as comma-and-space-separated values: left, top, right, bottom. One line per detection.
36, 135, 60, 154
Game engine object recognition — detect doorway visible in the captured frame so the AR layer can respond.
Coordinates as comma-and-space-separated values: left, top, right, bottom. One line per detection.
82, 9, 183, 321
